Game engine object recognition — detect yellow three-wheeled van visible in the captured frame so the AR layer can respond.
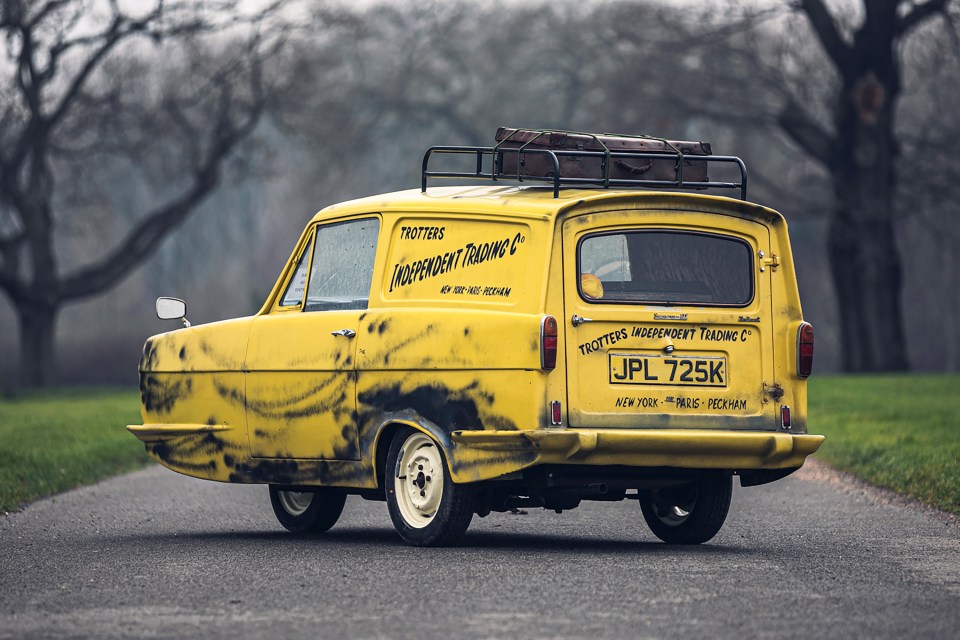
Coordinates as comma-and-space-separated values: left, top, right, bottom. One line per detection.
130, 129, 822, 546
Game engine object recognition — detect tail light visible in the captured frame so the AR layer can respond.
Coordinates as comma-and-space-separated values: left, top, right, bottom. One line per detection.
797, 322, 814, 378
541, 315, 558, 370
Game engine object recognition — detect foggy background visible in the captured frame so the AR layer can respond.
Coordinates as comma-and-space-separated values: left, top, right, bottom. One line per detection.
1, 0, 958, 388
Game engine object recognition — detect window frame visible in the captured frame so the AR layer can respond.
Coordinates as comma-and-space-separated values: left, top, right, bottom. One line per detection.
575, 228, 756, 308
301, 215, 381, 313
275, 230, 317, 311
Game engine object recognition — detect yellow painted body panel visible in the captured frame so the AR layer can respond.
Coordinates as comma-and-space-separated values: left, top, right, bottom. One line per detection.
129, 186, 820, 488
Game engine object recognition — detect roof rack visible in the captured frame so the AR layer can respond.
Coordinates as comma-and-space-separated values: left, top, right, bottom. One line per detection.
421, 142, 748, 200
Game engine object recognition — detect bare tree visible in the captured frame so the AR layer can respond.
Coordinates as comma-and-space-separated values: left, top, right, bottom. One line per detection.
0, 0, 286, 386
605, 0, 959, 371
769, 0, 956, 371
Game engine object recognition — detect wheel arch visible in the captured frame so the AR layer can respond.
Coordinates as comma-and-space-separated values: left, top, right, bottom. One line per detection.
371, 418, 454, 489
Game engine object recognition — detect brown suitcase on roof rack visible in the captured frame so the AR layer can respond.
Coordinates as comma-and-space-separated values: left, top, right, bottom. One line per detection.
494, 127, 712, 184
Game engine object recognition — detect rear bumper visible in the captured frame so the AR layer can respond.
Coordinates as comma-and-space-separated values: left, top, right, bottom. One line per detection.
449, 428, 823, 482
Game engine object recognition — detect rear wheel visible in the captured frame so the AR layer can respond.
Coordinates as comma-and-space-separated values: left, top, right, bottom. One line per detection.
639, 474, 732, 544
269, 485, 346, 533
386, 428, 474, 546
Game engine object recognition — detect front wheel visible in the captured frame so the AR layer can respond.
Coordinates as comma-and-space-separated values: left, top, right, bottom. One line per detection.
385, 428, 474, 546
639, 474, 732, 544
269, 485, 346, 533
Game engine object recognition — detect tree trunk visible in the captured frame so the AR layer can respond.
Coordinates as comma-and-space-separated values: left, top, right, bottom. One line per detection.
825, 6, 910, 372
827, 85, 910, 373
827, 210, 907, 371
16, 302, 59, 388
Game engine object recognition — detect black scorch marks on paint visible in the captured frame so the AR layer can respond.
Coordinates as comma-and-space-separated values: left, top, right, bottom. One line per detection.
198, 340, 239, 369
365, 317, 388, 335
358, 381, 513, 433
148, 436, 220, 474
139, 374, 191, 414
381, 326, 435, 366
231, 459, 301, 484
213, 379, 244, 405
140, 338, 159, 371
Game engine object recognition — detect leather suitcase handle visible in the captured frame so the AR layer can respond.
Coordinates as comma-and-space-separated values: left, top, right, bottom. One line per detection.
614, 159, 654, 175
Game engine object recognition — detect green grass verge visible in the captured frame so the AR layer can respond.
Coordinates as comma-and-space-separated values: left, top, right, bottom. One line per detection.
0, 388, 148, 513
1, 377, 957, 514
809, 374, 960, 514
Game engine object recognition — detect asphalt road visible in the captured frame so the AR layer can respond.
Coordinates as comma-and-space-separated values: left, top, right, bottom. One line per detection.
1, 462, 958, 639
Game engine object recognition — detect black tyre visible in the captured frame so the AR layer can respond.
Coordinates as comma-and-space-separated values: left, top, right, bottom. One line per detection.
639, 474, 732, 544
269, 485, 347, 533
385, 427, 474, 546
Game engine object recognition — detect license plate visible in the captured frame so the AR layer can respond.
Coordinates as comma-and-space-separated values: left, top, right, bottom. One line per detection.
608, 353, 727, 387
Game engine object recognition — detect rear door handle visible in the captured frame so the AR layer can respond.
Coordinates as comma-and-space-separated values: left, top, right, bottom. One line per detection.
571, 314, 593, 327
331, 328, 356, 338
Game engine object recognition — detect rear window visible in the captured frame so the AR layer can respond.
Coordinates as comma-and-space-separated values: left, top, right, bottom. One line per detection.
578, 230, 753, 306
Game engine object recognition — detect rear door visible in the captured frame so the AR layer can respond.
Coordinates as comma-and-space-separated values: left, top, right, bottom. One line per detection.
562, 208, 776, 430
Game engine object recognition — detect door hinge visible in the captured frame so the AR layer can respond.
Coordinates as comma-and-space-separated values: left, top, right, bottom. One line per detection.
758, 250, 779, 272
763, 382, 784, 402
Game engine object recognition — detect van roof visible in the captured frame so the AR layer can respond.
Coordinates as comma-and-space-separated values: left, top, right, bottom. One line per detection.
310, 186, 780, 224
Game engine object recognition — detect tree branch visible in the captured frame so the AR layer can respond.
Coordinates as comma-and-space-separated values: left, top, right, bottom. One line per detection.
26, 0, 71, 29
777, 99, 834, 167
897, 0, 953, 36
798, 0, 854, 78
45, 12, 151, 132
57, 77, 267, 302
57, 164, 221, 302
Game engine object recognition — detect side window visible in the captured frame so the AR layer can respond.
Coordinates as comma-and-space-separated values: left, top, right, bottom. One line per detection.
305, 217, 380, 312
578, 230, 753, 306
279, 236, 313, 307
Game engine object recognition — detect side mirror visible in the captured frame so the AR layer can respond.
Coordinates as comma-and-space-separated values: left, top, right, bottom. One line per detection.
156, 297, 191, 327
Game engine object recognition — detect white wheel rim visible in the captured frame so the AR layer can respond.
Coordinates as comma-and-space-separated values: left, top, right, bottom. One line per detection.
395, 433, 443, 528
278, 490, 313, 516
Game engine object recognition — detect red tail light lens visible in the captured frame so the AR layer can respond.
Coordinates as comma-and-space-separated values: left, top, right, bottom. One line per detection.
797, 322, 814, 378
781, 405, 792, 429
550, 400, 562, 425
541, 316, 558, 370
